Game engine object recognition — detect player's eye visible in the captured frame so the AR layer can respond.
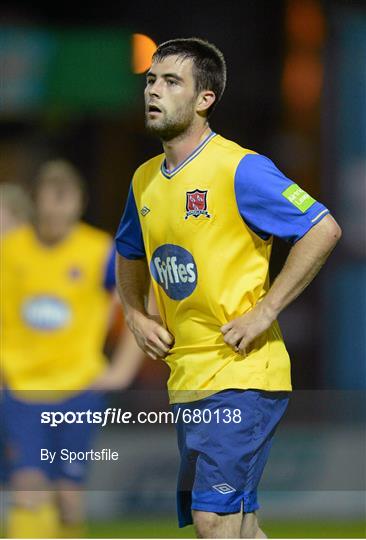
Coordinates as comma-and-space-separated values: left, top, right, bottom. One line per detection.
146, 78, 155, 85
167, 79, 177, 86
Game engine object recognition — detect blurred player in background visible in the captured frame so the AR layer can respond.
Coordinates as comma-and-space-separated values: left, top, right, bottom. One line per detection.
1, 160, 145, 538
0, 183, 34, 537
115, 38, 342, 538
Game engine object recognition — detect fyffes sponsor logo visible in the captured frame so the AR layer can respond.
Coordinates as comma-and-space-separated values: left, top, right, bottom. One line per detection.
22, 296, 72, 330
150, 244, 197, 300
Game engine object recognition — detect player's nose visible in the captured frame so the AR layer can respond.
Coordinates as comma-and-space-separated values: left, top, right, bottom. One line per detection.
148, 79, 162, 98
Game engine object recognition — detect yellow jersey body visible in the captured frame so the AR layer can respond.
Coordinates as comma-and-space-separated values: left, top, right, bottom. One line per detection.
116, 133, 329, 403
1, 223, 113, 394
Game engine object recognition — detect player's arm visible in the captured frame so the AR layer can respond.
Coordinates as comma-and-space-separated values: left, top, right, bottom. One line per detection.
221, 154, 342, 354
94, 253, 168, 390
94, 324, 144, 391
115, 184, 174, 360
116, 255, 173, 360
257, 214, 341, 318
93, 286, 162, 390
222, 214, 341, 354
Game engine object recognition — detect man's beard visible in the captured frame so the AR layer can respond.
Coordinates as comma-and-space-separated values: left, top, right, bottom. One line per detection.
145, 102, 196, 141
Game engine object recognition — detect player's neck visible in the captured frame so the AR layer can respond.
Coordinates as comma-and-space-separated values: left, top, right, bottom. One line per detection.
34, 221, 75, 246
162, 122, 211, 171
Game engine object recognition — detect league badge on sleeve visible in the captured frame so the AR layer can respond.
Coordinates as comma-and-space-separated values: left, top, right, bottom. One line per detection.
185, 189, 210, 219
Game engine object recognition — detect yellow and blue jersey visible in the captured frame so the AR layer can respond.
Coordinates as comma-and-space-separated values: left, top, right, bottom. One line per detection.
1, 222, 115, 394
115, 132, 329, 403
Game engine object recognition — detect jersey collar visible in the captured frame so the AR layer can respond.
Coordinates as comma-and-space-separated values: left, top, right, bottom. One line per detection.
161, 131, 216, 179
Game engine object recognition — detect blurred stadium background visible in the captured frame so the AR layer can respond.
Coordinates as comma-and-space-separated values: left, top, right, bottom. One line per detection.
1, 0, 365, 538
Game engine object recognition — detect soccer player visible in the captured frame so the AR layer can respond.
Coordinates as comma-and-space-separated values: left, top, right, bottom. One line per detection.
0, 183, 34, 537
1, 161, 145, 538
115, 38, 342, 539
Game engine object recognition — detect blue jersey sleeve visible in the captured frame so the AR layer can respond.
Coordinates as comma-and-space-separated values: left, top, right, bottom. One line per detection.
103, 247, 116, 291
115, 184, 146, 259
234, 154, 330, 244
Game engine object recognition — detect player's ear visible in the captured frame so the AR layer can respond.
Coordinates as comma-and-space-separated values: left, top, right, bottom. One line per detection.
196, 90, 216, 115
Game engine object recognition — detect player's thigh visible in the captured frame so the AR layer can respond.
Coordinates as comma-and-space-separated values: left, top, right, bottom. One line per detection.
192, 509, 242, 539
55, 478, 85, 523
57, 389, 103, 454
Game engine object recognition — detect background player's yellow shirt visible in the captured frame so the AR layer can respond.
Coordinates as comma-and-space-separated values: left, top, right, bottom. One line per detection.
1, 223, 113, 393
116, 133, 329, 403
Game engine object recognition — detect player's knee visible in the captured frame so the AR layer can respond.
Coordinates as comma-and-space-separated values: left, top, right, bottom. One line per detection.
57, 490, 84, 524
193, 510, 242, 538
11, 489, 52, 510
241, 512, 267, 539
193, 510, 221, 538
243, 527, 266, 539
10, 470, 52, 509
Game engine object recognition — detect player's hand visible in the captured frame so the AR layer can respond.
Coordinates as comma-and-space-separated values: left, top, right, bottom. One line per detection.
129, 310, 174, 360
220, 302, 275, 356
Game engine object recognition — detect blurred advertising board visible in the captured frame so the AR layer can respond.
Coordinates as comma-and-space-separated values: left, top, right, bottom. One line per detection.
0, 27, 139, 115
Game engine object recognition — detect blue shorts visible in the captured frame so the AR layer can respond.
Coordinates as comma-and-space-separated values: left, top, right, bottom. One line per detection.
173, 389, 289, 527
3, 388, 103, 484
0, 395, 8, 484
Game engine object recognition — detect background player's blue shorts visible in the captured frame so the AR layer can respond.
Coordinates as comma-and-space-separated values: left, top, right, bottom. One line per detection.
0, 394, 8, 484
173, 389, 289, 527
3, 388, 103, 483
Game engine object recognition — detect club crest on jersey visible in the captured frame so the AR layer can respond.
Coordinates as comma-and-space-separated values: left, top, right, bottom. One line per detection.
67, 266, 83, 281
185, 189, 210, 219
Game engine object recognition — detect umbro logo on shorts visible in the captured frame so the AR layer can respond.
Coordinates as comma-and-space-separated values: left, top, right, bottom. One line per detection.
212, 483, 236, 494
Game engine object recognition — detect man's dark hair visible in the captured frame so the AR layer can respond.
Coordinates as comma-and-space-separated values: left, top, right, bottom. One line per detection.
152, 37, 226, 117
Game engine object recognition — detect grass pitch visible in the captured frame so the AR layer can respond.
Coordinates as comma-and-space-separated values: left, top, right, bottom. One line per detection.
88, 518, 365, 538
